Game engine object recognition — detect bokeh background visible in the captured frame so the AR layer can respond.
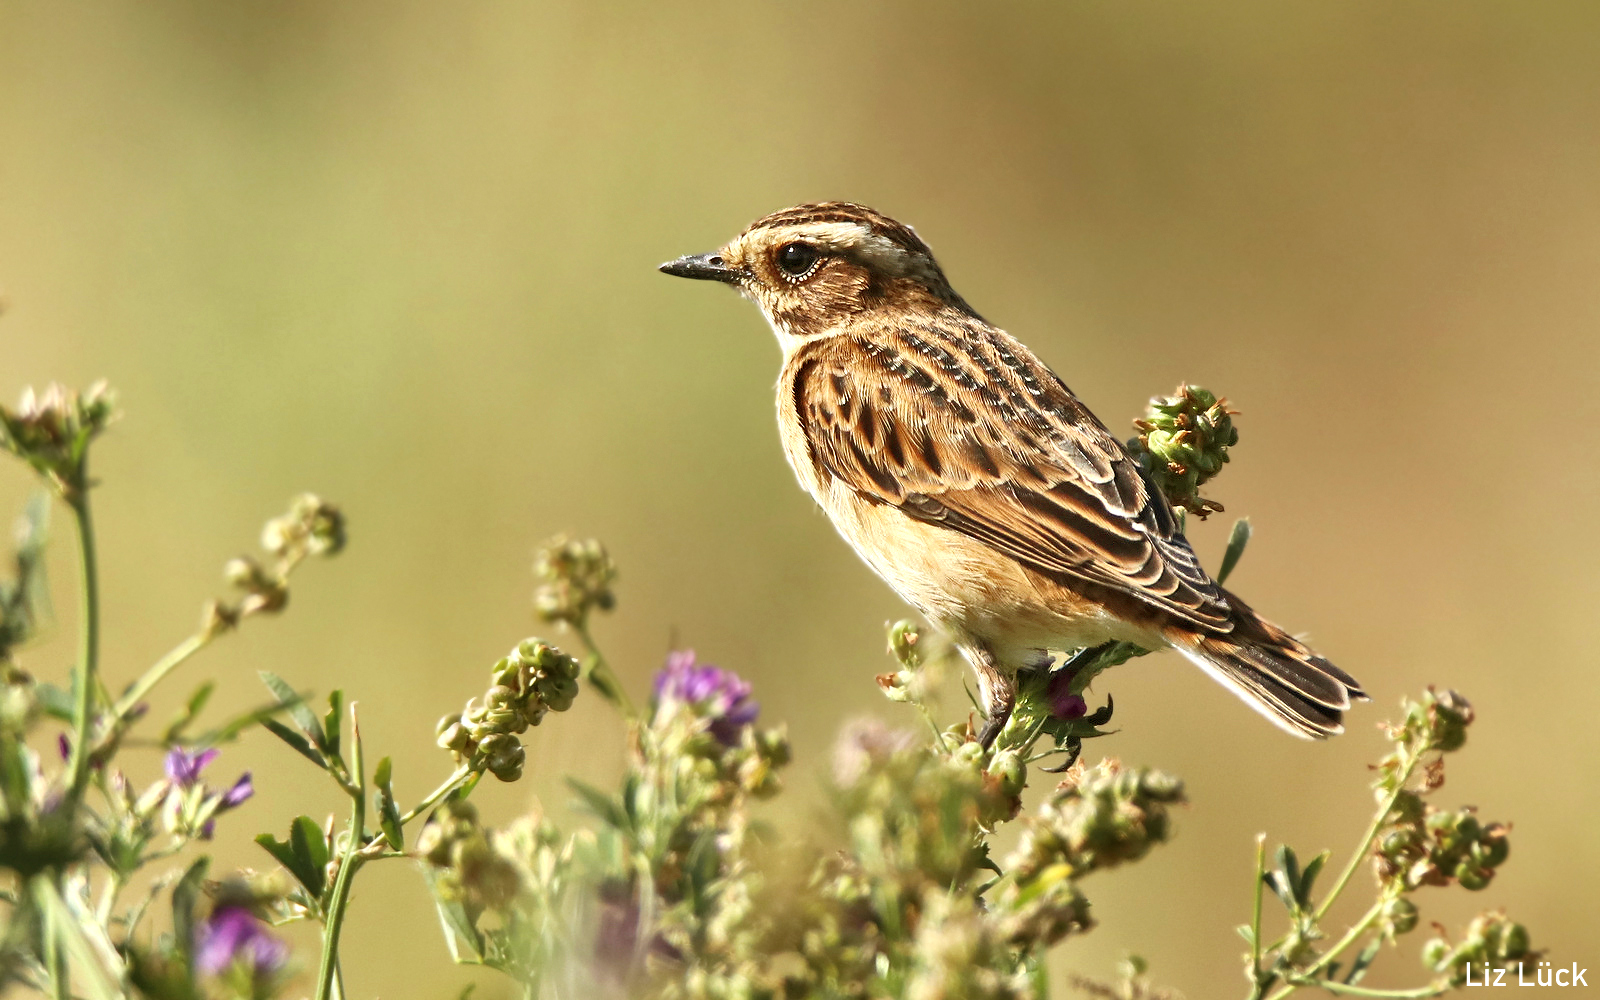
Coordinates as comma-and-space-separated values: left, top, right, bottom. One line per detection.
3, 2, 1598, 996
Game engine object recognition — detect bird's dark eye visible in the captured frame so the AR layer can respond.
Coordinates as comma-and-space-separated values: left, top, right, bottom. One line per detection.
776, 242, 820, 278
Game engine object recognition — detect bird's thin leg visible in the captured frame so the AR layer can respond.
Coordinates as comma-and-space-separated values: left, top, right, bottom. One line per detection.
977, 700, 1012, 749
968, 643, 1015, 749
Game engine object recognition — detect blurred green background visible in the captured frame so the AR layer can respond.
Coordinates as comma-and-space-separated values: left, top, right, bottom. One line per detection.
3, 2, 1598, 996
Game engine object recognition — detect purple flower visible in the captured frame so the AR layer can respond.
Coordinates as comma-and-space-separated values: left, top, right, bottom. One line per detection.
196, 904, 287, 976
221, 772, 254, 808
1046, 670, 1087, 721
652, 650, 759, 745
165, 747, 219, 787
164, 747, 253, 839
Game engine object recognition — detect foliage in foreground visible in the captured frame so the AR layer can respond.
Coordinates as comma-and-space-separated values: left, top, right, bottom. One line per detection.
0, 381, 1534, 999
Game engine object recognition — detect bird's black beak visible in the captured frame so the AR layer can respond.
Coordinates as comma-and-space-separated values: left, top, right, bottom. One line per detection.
658, 252, 739, 284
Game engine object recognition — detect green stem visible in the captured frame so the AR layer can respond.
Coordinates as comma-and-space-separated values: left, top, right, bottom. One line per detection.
397, 765, 473, 827
1264, 902, 1384, 1000
64, 489, 100, 804
113, 632, 211, 719
576, 621, 637, 718
1279, 975, 1441, 999
1247, 833, 1268, 998
1315, 749, 1425, 923
315, 706, 366, 1000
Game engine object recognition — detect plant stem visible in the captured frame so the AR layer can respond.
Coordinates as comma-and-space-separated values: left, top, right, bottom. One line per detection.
399, 765, 473, 826
1279, 975, 1441, 998
576, 621, 637, 718
1247, 833, 1268, 998
64, 489, 100, 804
1264, 902, 1384, 1000
113, 631, 211, 719
315, 706, 366, 1000
1315, 749, 1424, 923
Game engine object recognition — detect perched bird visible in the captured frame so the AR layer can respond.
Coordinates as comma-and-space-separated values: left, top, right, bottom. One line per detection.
660, 202, 1365, 746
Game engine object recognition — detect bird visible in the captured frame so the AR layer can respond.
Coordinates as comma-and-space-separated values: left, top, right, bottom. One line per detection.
660, 202, 1365, 747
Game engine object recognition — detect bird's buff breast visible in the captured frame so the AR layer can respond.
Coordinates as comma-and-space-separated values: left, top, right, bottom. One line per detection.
776, 411, 1128, 658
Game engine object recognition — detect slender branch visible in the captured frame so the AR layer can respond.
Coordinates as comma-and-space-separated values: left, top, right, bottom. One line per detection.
1247, 833, 1268, 999
64, 488, 100, 804
576, 621, 637, 718
112, 632, 211, 719
1264, 902, 1384, 1000
315, 705, 366, 1000
1279, 974, 1442, 999
398, 765, 473, 826
1315, 750, 1425, 922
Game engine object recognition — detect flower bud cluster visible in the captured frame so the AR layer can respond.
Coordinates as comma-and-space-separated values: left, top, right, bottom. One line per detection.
1126, 384, 1237, 517
875, 620, 923, 703
1386, 687, 1475, 758
532, 535, 616, 628
834, 737, 1013, 890
1005, 758, 1185, 880
415, 801, 524, 913
202, 494, 346, 637
1422, 911, 1533, 987
1376, 796, 1510, 892
435, 639, 581, 781
261, 493, 346, 561
0, 381, 116, 498
904, 892, 1033, 1000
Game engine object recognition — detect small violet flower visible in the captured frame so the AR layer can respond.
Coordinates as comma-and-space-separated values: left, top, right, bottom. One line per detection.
165, 747, 219, 787
1046, 669, 1087, 721
163, 746, 254, 839
196, 904, 288, 977
652, 650, 758, 745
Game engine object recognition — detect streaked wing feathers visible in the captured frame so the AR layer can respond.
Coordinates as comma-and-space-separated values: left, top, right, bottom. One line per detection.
793, 326, 1234, 633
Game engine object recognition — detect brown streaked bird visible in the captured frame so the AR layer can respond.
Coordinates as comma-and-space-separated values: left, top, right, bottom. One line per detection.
660, 202, 1365, 746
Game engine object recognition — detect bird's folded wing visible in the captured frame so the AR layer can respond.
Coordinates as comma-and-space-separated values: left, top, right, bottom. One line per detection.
791, 331, 1234, 634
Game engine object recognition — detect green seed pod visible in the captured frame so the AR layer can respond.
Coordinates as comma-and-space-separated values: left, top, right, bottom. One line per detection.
1389, 790, 1426, 824
1495, 922, 1530, 960
1421, 937, 1451, 969
988, 750, 1026, 796
478, 733, 525, 782
1382, 896, 1419, 935
1477, 825, 1510, 868
1454, 861, 1492, 891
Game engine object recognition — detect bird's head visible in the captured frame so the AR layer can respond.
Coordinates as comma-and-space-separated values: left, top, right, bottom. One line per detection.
659, 202, 975, 342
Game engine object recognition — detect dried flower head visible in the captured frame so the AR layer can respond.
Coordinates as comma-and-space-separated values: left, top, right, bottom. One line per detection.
0, 381, 117, 499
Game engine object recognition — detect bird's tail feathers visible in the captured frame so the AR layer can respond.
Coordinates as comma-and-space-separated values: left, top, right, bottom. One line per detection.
1168, 589, 1367, 739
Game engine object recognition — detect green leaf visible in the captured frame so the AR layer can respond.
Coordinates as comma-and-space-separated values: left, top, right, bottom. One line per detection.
1264, 870, 1296, 914
172, 857, 210, 975
261, 718, 326, 769
566, 778, 630, 832
1217, 517, 1252, 584
33, 681, 75, 721
258, 670, 324, 748
1298, 849, 1330, 906
162, 681, 215, 743
323, 689, 343, 761
1275, 844, 1302, 909
291, 815, 331, 892
1236, 924, 1256, 946
375, 756, 403, 851
1344, 938, 1382, 984
423, 865, 483, 962
256, 815, 329, 899
194, 699, 292, 746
